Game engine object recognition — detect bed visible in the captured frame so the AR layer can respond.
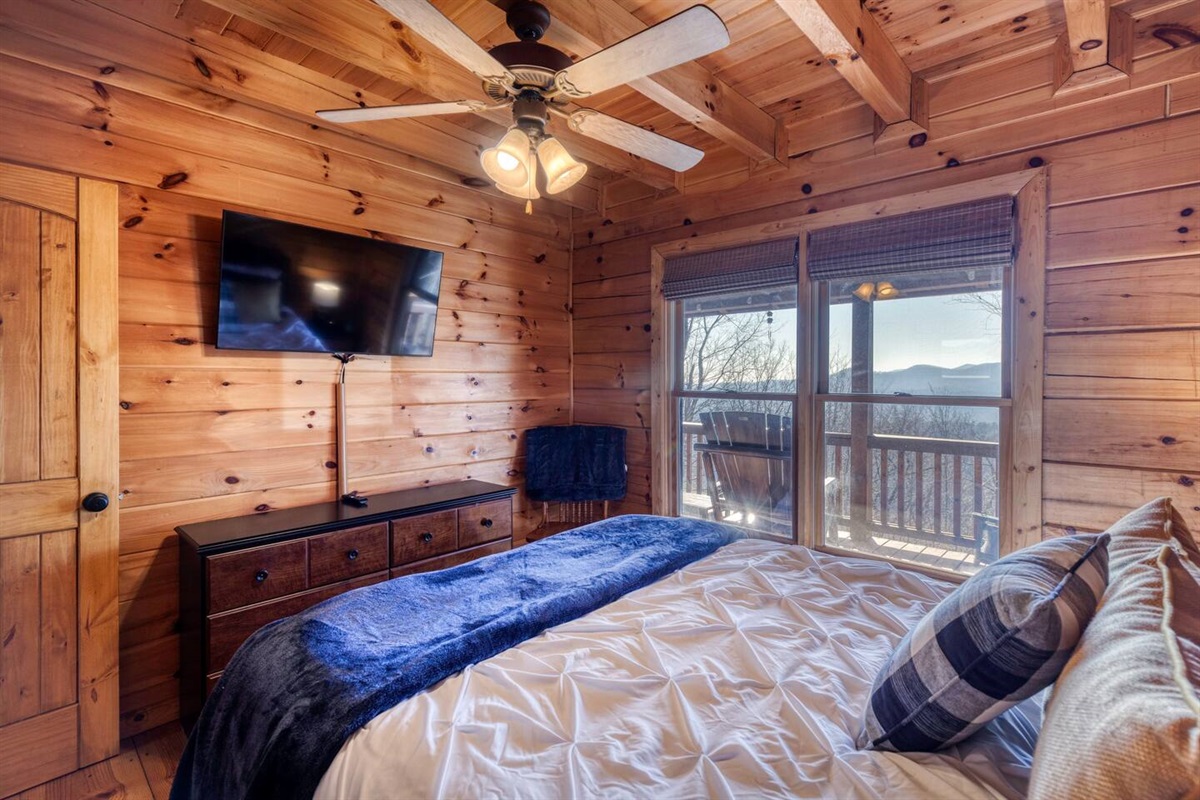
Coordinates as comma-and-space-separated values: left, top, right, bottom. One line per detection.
316, 538, 1041, 800
173, 515, 1051, 800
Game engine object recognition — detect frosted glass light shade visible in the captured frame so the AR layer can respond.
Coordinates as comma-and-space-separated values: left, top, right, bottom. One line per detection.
852, 282, 875, 302
496, 179, 540, 200
537, 136, 587, 194
496, 143, 539, 203
875, 281, 900, 299
481, 127, 532, 189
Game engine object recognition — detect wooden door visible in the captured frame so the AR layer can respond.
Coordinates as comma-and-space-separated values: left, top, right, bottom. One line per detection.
0, 163, 120, 795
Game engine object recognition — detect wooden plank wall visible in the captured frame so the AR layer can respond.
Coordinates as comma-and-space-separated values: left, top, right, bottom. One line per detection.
572, 68, 1200, 536
0, 10, 572, 736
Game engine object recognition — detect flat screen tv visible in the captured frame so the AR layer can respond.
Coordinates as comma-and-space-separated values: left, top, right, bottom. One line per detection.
216, 211, 444, 356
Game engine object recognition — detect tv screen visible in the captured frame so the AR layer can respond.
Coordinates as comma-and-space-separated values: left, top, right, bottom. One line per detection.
216, 211, 444, 356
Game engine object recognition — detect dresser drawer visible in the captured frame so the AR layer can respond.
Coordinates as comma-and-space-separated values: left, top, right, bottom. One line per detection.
391, 510, 457, 566
207, 539, 308, 614
458, 498, 512, 548
207, 572, 386, 672
389, 539, 511, 579
309, 523, 388, 586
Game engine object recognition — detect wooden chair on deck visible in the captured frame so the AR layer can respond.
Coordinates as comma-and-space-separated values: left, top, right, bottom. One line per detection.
696, 411, 792, 535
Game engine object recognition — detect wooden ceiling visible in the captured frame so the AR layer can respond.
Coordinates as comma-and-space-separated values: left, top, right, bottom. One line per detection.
60, 0, 1200, 213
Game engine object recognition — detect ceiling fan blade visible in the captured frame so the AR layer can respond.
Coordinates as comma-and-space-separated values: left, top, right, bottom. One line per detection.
554, 5, 729, 98
373, 0, 515, 87
316, 100, 494, 123
567, 109, 704, 172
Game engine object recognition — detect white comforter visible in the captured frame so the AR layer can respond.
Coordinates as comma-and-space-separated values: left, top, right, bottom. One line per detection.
317, 539, 1041, 799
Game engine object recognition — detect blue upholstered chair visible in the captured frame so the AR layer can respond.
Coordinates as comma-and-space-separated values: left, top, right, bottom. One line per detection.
525, 425, 627, 540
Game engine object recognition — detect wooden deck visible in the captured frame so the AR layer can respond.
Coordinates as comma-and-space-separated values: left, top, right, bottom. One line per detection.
684, 491, 982, 575
827, 527, 983, 575
3, 722, 184, 800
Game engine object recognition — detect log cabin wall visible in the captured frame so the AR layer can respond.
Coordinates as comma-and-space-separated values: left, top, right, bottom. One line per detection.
572, 65, 1200, 534
0, 4, 572, 737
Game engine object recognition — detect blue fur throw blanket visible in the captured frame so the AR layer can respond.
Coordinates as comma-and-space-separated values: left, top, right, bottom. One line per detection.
525, 424, 627, 502
171, 515, 742, 800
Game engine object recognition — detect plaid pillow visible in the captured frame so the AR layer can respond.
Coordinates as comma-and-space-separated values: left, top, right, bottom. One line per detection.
859, 533, 1110, 751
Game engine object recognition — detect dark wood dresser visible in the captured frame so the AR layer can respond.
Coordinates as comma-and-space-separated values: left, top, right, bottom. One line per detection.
177, 480, 515, 730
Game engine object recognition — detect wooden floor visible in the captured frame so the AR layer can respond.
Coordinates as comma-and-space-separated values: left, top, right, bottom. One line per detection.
3, 723, 185, 800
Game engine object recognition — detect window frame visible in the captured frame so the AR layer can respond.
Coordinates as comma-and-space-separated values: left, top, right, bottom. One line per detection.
650, 169, 1046, 580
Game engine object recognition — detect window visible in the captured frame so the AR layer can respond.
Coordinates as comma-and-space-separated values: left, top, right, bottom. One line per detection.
676, 286, 798, 539
816, 265, 1008, 574
661, 238, 801, 539
654, 173, 1043, 577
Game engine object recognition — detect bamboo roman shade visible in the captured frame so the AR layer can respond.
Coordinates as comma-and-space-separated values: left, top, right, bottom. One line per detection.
661, 237, 799, 300
807, 196, 1016, 280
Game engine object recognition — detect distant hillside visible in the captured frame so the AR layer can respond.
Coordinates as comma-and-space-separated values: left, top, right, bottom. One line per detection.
710, 361, 1003, 398
857, 362, 1002, 397
696, 362, 1002, 431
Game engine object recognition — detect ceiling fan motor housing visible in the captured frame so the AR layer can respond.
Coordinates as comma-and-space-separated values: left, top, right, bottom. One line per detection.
512, 91, 550, 138
485, 0, 573, 100
486, 40, 573, 100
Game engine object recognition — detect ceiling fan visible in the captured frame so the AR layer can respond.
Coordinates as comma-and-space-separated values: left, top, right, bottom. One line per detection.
316, 0, 731, 208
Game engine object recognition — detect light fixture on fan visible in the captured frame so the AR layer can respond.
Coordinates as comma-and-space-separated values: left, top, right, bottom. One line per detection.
315, 1, 728, 212
852, 281, 900, 301
481, 129, 588, 212
480, 93, 588, 212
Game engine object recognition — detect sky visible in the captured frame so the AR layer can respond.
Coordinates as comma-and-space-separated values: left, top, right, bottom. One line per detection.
701, 290, 1003, 378
829, 292, 1002, 372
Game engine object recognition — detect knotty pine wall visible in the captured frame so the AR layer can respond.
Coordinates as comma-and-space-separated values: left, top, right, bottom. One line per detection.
0, 36, 571, 736
573, 81, 1200, 536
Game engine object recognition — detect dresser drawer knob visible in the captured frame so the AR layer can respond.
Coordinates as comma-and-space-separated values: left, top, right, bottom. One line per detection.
347, 548, 359, 561
254, 569, 269, 583
481, 518, 493, 528
421, 532, 433, 543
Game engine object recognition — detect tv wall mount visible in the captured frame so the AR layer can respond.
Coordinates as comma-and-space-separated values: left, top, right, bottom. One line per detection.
332, 352, 368, 507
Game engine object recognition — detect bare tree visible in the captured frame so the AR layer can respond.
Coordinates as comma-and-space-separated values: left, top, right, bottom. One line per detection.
680, 309, 795, 421
951, 290, 1003, 331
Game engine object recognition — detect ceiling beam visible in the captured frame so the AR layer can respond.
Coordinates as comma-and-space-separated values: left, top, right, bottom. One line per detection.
772, 0, 909, 122
498, 0, 782, 164
203, 0, 678, 190
1062, 0, 1112, 74
1053, 3, 1134, 94
771, 0, 926, 146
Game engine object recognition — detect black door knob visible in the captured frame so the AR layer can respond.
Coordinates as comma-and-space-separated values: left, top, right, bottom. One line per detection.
421, 532, 433, 543
81, 492, 110, 513
254, 570, 269, 583
481, 518, 493, 528
347, 549, 359, 561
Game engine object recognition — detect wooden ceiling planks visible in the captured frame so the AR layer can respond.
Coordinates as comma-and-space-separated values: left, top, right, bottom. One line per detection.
202, 0, 678, 189
874, 0, 1059, 71
29, 0, 1196, 209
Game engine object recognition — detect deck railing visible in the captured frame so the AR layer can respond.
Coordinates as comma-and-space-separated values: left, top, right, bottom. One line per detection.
680, 422, 998, 551
824, 431, 998, 550
681, 421, 709, 501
